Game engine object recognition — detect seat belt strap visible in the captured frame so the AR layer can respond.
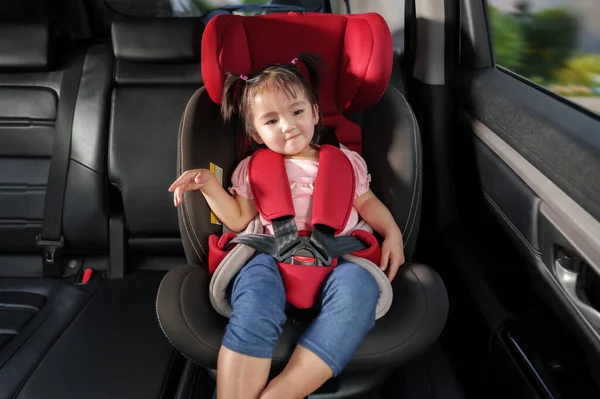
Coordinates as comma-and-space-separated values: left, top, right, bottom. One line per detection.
37, 51, 86, 277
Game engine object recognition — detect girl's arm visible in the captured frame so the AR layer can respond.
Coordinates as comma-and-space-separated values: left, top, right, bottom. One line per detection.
169, 169, 258, 233
354, 189, 405, 281
354, 190, 401, 239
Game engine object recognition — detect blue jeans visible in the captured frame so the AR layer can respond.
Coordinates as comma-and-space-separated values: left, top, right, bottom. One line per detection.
221, 253, 380, 377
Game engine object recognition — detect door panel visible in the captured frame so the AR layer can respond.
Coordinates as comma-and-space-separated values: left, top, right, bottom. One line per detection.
473, 135, 541, 262
407, 0, 600, 395
465, 68, 600, 222
458, 66, 600, 397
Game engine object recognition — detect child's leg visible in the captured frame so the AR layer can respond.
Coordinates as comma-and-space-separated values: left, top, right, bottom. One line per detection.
217, 253, 287, 399
216, 347, 270, 399
260, 262, 380, 399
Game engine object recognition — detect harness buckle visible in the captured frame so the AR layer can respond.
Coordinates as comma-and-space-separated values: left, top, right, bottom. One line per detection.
276, 236, 331, 266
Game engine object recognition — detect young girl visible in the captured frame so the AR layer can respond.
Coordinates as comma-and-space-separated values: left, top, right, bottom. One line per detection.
169, 54, 405, 399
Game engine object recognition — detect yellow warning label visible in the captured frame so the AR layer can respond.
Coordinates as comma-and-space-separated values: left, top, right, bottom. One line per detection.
209, 162, 223, 225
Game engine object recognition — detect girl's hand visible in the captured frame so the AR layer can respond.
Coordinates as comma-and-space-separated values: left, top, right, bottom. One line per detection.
168, 169, 213, 207
379, 230, 405, 282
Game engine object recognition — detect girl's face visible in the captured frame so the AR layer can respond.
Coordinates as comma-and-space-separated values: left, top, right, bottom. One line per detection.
249, 87, 319, 158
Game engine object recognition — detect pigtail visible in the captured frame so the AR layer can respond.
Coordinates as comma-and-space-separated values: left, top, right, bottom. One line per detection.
221, 73, 252, 159
292, 53, 338, 148
220, 73, 245, 123
295, 52, 323, 90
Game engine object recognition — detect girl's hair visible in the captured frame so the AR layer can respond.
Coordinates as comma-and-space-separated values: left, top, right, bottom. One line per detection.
220, 53, 338, 153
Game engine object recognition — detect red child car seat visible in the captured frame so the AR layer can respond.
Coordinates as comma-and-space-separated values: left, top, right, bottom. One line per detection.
157, 12, 448, 383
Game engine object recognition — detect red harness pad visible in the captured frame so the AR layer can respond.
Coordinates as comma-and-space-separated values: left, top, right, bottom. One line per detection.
248, 149, 295, 220
349, 229, 382, 265
312, 144, 355, 233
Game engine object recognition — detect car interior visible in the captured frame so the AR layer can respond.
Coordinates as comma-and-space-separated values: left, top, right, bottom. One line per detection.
1, 0, 599, 398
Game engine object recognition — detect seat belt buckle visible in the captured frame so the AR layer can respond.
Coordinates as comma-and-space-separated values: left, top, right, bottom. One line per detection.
36, 235, 64, 272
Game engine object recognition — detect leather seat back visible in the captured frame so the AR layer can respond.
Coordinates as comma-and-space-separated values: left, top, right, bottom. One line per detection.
0, 22, 112, 276
348, 86, 422, 258
108, 18, 204, 256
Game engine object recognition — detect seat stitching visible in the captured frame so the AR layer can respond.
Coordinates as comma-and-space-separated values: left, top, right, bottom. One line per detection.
156, 273, 182, 350
390, 87, 420, 247
344, 266, 448, 361
178, 94, 207, 261
179, 97, 201, 254
394, 89, 417, 235
393, 88, 417, 242
404, 115, 421, 247
179, 271, 219, 352
175, 106, 201, 262
155, 268, 218, 360
181, 200, 202, 261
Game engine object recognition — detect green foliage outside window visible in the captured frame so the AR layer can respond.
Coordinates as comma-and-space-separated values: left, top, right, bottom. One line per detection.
489, 3, 600, 111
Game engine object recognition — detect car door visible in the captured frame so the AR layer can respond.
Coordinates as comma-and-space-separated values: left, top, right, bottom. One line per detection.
446, 0, 600, 397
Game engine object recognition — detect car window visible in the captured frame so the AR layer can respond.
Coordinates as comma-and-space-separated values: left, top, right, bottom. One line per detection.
330, 0, 405, 53
106, 0, 289, 17
487, 0, 600, 114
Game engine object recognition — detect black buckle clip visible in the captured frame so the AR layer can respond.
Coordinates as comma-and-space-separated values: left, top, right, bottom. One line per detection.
277, 236, 331, 266
36, 235, 64, 264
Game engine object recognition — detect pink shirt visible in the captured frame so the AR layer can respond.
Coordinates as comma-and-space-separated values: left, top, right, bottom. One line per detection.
229, 148, 371, 236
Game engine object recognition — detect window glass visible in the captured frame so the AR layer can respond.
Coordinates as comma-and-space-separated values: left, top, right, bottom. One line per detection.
106, 0, 295, 17
488, 0, 600, 114
330, 0, 405, 53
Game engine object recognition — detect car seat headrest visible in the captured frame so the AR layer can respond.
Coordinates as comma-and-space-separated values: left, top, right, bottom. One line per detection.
202, 12, 392, 117
112, 18, 204, 63
0, 22, 54, 71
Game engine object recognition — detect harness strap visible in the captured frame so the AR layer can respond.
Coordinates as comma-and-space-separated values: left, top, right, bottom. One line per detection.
248, 149, 295, 220
232, 145, 366, 264
312, 145, 355, 233
309, 225, 367, 259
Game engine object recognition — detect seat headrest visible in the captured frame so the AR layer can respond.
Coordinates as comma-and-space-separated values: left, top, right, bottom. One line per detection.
112, 18, 204, 63
202, 12, 392, 116
0, 22, 53, 70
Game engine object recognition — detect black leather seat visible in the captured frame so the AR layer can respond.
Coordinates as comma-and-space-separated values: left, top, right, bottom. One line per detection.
0, 22, 113, 398
0, 22, 111, 277
1, 18, 206, 399
156, 12, 449, 397
107, 17, 204, 274
14, 18, 206, 399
